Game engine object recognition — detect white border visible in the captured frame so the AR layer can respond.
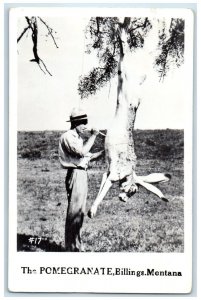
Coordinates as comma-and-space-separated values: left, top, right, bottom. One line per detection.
8, 6, 194, 294
1, 1, 5, 300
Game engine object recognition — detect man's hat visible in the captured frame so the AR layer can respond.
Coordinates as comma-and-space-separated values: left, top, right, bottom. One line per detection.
66, 107, 88, 123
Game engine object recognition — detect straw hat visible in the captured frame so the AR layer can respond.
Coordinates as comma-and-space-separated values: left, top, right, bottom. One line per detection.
66, 107, 88, 123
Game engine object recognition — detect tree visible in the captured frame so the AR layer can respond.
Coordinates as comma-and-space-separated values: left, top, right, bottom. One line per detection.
78, 17, 185, 216
78, 17, 184, 98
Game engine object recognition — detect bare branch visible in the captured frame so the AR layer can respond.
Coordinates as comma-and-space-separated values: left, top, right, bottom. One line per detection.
38, 17, 59, 48
25, 17, 34, 30
116, 27, 124, 57
128, 24, 146, 33
26, 17, 53, 76
37, 61, 46, 74
39, 58, 53, 76
29, 17, 40, 64
17, 16, 59, 76
17, 25, 30, 43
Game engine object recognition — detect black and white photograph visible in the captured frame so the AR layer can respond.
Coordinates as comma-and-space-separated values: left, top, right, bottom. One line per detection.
9, 7, 193, 293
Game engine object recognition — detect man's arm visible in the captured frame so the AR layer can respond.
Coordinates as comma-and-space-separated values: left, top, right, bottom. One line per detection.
90, 150, 105, 160
81, 129, 99, 156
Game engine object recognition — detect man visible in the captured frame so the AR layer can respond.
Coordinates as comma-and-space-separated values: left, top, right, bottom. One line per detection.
58, 107, 103, 251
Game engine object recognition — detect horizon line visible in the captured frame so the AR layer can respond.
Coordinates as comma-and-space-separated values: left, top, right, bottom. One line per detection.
17, 128, 184, 132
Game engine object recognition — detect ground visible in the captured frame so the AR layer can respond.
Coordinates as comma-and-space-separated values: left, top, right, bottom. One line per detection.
17, 129, 184, 252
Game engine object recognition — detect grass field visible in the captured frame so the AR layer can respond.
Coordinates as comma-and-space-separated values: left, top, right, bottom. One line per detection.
17, 129, 184, 252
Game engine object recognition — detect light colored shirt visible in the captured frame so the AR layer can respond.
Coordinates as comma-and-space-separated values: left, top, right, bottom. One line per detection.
58, 129, 92, 169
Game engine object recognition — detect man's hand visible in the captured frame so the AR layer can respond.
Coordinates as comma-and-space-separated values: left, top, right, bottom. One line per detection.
82, 128, 99, 155
91, 128, 99, 136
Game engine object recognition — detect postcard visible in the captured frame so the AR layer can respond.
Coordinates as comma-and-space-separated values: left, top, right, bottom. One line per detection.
9, 6, 193, 293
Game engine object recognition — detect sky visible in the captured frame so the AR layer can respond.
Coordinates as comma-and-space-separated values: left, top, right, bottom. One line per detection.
17, 13, 188, 131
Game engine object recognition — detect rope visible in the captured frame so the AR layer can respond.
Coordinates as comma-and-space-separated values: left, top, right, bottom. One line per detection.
108, 80, 111, 100
79, 27, 86, 109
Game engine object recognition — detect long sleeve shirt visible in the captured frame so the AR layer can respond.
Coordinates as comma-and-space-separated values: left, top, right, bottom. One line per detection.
58, 129, 91, 169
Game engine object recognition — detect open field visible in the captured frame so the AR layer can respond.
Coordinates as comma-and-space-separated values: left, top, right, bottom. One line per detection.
17, 129, 184, 252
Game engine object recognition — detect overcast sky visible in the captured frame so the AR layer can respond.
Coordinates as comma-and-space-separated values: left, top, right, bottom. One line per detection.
17, 13, 187, 131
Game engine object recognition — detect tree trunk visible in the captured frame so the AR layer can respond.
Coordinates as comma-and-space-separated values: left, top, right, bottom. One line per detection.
104, 26, 138, 183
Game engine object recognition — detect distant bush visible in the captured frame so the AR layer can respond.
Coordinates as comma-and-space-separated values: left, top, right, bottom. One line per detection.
159, 144, 171, 155
21, 148, 41, 160
18, 129, 184, 162
146, 139, 155, 146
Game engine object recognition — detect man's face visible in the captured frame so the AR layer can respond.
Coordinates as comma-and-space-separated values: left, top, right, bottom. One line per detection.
75, 123, 88, 135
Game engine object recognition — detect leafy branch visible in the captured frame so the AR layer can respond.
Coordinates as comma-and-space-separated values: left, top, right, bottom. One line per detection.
78, 17, 152, 99
155, 18, 184, 80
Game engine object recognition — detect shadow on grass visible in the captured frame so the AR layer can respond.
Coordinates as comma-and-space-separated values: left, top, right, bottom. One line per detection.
17, 234, 65, 252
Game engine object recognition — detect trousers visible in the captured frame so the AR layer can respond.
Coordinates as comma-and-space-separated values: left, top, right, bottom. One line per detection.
65, 168, 88, 251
